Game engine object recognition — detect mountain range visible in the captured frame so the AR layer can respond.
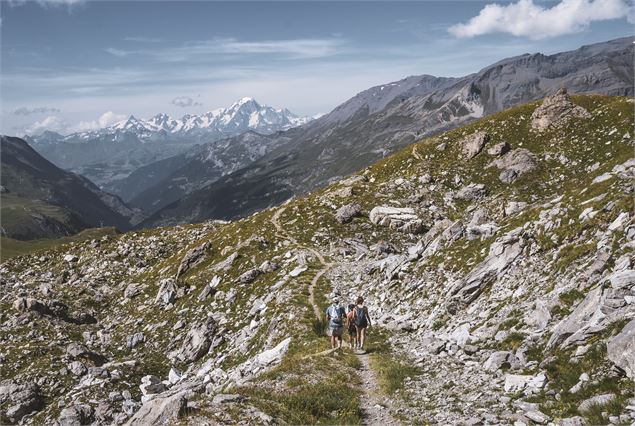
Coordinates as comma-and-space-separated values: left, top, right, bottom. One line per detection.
0, 136, 140, 240
138, 36, 634, 227
25, 98, 312, 188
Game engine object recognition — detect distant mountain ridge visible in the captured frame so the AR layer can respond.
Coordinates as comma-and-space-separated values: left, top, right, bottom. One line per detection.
0, 136, 140, 240
24, 98, 312, 187
111, 131, 293, 210
28, 97, 311, 144
139, 36, 635, 227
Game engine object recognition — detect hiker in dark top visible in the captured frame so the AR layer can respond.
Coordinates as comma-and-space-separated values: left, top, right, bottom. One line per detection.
325, 296, 345, 349
346, 304, 357, 349
353, 296, 372, 350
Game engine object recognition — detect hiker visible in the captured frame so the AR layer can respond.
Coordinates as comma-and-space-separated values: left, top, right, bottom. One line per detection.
325, 296, 345, 349
353, 296, 372, 350
346, 304, 357, 349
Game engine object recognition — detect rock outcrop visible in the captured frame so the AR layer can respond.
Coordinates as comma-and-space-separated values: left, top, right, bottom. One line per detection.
173, 316, 217, 363
334, 203, 363, 224
531, 88, 591, 131
460, 132, 490, 159
369, 206, 425, 234
489, 148, 538, 183
175, 241, 211, 278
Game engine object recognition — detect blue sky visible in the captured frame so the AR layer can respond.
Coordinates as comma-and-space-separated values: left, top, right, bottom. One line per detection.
1, 0, 633, 135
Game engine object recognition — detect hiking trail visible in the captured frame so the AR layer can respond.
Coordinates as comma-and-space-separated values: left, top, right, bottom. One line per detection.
357, 352, 401, 425
272, 206, 401, 425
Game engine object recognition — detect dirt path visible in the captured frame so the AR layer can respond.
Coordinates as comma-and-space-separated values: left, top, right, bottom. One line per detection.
357, 352, 401, 425
272, 206, 330, 321
272, 206, 399, 424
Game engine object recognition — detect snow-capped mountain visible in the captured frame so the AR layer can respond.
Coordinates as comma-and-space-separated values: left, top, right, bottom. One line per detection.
29, 98, 311, 145
23, 98, 313, 188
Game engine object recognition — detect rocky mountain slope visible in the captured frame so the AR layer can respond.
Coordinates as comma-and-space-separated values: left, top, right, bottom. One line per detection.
112, 131, 294, 213
24, 98, 311, 188
141, 36, 634, 227
1, 92, 633, 425
0, 136, 140, 240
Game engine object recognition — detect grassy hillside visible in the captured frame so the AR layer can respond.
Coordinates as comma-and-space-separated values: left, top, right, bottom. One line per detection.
1, 94, 633, 425
1, 136, 135, 240
0, 227, 119, 261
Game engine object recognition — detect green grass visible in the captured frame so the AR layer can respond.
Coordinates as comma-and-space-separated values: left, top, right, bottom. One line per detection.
0, 193, 70, 227
369, 353, 421, 395
0, 227, 119, 261
241, 380, 362, 425
366, 329, 421, 396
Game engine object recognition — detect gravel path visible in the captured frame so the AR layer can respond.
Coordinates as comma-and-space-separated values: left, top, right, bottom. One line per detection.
356, 351, 401, 425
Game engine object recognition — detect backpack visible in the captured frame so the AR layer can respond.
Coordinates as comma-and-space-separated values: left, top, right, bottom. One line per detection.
329, 305, 343, 325
354, 306, 367, 326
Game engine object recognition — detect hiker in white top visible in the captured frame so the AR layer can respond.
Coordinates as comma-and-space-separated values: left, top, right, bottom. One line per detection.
325, 296, 346, 349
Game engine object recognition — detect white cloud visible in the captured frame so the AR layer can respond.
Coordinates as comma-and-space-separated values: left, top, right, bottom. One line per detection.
9, 0, 83, 7
104, 47, 130, 58
123, 36, 163, 43
148, 37, 346, 62
14, 106, 61, 115
25, 115, 67, 135
218, 38, 345, 58
73, 111, 126, 132
23, 111, 126, 135
448, 0, 632, 39
171, 96, 202, 107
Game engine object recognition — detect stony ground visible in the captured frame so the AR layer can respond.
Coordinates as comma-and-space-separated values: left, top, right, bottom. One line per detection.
1, 91, 634, 425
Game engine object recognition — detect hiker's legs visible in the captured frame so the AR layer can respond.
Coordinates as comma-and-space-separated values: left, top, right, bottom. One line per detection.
356, 326, 362, 348
359, 327, 366, 349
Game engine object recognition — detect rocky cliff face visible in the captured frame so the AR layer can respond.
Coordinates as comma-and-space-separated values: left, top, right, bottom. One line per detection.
1, 93, 633, 425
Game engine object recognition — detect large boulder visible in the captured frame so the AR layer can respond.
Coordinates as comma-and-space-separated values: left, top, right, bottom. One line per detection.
125, 390, 189, 426
175, 241, 211, 279
460, 131, 490, 159
530, 88, 591, 131
489, 148, 538, 183
369, 206, 425, 234
0, 380, 43, 424
454, 183, 488, 201
334, 203, 362, 224
607, 318, 635, 378
155, 278, 178, 306
174, 316, 217, 363
58, 404, 94, 426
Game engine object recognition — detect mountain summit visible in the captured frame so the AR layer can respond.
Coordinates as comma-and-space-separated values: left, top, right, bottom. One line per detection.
28, 98, 311, 143
24, 98, 312, 187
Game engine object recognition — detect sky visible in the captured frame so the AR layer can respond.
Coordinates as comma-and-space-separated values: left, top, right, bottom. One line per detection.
1, 0, 633, 136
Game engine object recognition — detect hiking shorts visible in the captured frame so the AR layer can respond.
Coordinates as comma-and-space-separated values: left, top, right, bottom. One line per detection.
327, 326, 343, 337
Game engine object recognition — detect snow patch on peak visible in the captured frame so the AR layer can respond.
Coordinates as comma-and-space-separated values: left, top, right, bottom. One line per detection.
39, 98, 313, 143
